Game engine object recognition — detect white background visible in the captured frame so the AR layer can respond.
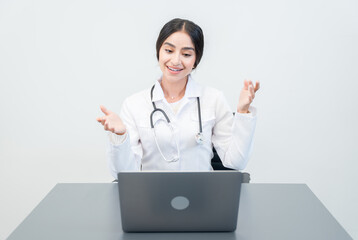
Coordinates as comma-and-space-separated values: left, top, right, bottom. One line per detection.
1, 0, 357, 239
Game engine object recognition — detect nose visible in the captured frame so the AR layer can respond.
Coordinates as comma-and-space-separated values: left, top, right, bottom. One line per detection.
170, 53, 181, 66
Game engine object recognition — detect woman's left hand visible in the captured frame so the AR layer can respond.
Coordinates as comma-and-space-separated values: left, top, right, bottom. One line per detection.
237, 80, 260, 113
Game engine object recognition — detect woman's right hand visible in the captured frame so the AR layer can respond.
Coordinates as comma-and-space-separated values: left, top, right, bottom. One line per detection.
96, 105, 127, 135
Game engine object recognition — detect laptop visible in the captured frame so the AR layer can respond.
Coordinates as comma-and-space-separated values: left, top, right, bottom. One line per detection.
117, 171, 244, 232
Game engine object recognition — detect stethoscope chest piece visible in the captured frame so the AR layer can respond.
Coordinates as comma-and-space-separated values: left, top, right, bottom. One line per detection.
195, 132, 204, 145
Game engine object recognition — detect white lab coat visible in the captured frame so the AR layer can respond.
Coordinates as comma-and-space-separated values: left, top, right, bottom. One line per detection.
107, 75, 257, 179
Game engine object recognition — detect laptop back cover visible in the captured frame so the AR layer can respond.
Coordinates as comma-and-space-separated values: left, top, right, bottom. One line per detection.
117, 171, 243, 232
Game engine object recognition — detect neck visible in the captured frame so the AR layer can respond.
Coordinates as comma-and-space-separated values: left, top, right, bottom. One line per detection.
161, 76, 189, 103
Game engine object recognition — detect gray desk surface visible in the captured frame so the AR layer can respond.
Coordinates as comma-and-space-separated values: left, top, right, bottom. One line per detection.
7, 183, 352, 240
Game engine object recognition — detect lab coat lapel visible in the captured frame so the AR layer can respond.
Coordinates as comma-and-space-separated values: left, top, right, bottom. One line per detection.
150, 75, 202, 117
176, 75, 202, 115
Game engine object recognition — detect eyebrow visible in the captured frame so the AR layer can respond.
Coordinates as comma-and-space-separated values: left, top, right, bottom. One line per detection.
164, 42, 195, 51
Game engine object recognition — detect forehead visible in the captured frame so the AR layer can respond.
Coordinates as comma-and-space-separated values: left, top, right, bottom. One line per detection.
163, 31, 194, 49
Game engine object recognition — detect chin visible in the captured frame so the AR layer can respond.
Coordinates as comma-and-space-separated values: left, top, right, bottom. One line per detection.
167, 75, 188, 83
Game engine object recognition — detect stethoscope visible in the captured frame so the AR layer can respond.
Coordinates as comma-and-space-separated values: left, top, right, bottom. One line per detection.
150, 84, 204, 162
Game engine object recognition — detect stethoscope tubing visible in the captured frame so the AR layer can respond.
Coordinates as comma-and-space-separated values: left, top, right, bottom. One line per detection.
150, 85, 202, 133
150, 84, 204, 162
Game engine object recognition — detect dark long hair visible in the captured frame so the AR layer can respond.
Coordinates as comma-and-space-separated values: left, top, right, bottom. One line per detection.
156, 18, 204, 69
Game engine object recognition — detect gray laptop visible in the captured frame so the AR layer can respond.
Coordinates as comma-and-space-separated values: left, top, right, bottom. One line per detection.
117, 171, 244, 232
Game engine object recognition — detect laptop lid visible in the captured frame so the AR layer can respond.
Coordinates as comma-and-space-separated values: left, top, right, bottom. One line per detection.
117, 171, 243, 232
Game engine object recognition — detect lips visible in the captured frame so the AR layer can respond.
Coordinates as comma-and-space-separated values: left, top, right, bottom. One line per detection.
167, 66, 183, 73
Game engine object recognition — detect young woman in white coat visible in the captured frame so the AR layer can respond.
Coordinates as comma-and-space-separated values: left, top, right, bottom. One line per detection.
97, 18, 260, 179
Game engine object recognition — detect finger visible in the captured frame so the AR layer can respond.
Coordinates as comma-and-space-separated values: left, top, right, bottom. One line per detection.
97, 116, 105, 123
251, 84, 255, 96
243, 79, 249, 90
108, 124, 116, 133
254, 81, 260, 92
104, 121, 110, 130
96, 117, 105, 123
100, 105, 111, 116
249, 85, 255, 99
248, 80, 253, 86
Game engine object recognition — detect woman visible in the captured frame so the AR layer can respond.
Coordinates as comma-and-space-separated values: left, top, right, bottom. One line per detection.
97, 18, 260, 179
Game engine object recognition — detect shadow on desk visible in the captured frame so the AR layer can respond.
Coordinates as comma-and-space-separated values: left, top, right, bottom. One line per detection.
119, 232, 236, 240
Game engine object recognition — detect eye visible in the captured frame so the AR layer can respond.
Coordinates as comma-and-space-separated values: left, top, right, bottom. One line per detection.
183, 53, 192, 57
165, 49, 173, 53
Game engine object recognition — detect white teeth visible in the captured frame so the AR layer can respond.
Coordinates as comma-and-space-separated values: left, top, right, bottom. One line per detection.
168, 66, 182, 72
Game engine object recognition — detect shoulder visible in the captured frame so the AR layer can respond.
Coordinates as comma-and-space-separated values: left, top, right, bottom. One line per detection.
201, 85, 224, 98
120, 87, 154, 119
123, 88, 151, 106
200, 84, 227, 108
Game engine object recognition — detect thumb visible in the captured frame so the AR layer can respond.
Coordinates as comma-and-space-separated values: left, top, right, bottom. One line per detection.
254, 81, 260, 92
100, 105, 111, 116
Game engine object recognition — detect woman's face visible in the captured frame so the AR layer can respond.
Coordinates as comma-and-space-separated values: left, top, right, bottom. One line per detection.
158, 31, 196, 84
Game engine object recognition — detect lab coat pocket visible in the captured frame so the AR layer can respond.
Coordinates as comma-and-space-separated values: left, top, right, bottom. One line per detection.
137, 113, 167, 129
137, 115, 176, 153
138, 112, 178, 159
136, 117, 154, 149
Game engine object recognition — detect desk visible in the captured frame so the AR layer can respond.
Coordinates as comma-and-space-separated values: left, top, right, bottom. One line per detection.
7, 183, 352, 240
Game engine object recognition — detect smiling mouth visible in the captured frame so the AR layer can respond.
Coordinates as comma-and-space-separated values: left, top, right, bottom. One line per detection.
167, 66, 183, 72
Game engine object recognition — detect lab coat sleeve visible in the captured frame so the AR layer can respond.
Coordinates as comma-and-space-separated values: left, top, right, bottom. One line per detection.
107, 98, 142, 178
211, 92, 257, 170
